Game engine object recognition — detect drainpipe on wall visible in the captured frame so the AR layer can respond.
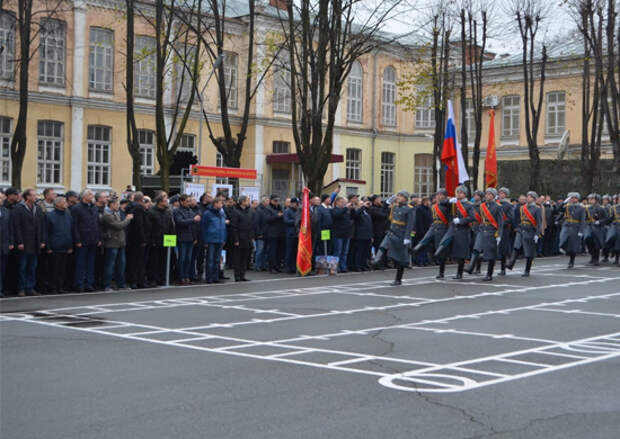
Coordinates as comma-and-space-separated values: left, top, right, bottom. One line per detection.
370, 51, 378, 194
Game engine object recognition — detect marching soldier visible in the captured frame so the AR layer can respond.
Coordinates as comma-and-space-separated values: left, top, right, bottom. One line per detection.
584, 193, 609, 266
497, 187, 514, 276
601, 195, 614, 263
558, 192, 586, 269
506, 191, 543, 277
611, 195, 620, 265
465, 188, 504, 281
435, 186, 475, 280
412, 189, 451, 279
373, 190, 416, 286
470, 190, 485, 274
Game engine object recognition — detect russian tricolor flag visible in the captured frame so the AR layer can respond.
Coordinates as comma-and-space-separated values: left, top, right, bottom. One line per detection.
441, 100, 470, 196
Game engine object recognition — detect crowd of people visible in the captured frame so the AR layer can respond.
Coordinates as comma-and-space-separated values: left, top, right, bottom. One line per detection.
0, 184, 618, 297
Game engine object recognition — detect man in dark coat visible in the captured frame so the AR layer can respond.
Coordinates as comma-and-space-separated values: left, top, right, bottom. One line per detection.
584, 193, 609, 266
507, 191, 544, 276
465, 188, 504, 281
331, 196, 353, 273
469, 190, 485, 274
0, 194, 13, 297
374, 190, 416, 286
45, 196, 74, 294
369, 195, 390, 267
12, 189, 46, 296
72, 189, 101, 292
601, 195, 614, 262
230, 195, 255, 281
497, 187, 514, 275
254, 197, 270, 271
264, 195, 284, 273
558, 192, 586, 269
126, 192, 150, 289
3, 187, 20, 294
315, 194, 334, 256
147, 192, 175, 286
351, 199, 373, 272
611, 196, 620, 265
436, 186, 475, 280
283, 197, 300, 274
412, 189, 451, 278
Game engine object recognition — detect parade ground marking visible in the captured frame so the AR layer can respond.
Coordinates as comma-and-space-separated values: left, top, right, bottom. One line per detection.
2, 263, 620, 394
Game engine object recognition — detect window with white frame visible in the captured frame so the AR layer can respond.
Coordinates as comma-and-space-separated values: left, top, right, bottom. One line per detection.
0, 117, 11, 184
176, 44, 196, 103
414, 153, 433, 198
380, 152, 395, 197
345, 148, 361, 180
138, 129, 154, 175
178, 133, 195, 153
272, 141, 289, 154
415, 95, 435, 129
37, 120, 63, 185
601, 96, 612, 136
347, 61, 363, 123
502, 95, 520, 138
223, 51, 238, 109
87, 125, 111, 186
88, 27, 113, 92
215, 151, 227, 184
382, 67, 396, 127
0, 11, 15, 81
39, 19, 65, 86
464, 99, 475, 139
546, 91, 566, 136
273, 66, 291, 114
134, 36, 156, 99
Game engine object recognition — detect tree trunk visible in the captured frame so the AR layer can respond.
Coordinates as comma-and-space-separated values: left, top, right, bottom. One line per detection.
126, 0, 142, 190
10, 0, 33, 188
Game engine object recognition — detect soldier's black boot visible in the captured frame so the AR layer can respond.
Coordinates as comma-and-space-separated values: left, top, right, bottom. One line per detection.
602, 249, 609, 263
483, 260, 495, 281
453, 260, 464, 280
614, 252, 619, 265
498, 257, 507, 276
433, 244, 448, 260
592, 249, 600, 266
391, 265, 404, 286
568, 253, 575, 269
506, 250, 517, 270
522, 258, 533, 277
412, 242, 424, 255
464, 253, 479, 275
436, 260, 446, 279
474, 258, 482, 274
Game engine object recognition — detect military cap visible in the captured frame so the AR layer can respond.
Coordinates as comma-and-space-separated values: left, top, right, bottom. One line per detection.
436, 188, 448, 196
290, 197, 300, 204
587, 193, 601, 201
567, 192, 581, 200
498, 187, 510, 196
527, 191, 538, 199
474, 190, 485, 198
602, 194, 610, 201
486, 187, 498, 197
397, 190, 410, 199
455, 185, 468, 196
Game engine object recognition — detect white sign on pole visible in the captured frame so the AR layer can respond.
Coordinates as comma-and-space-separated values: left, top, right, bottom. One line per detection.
183, 182, 205, 199
240, 186, 260, 201
212, 183, 233, 197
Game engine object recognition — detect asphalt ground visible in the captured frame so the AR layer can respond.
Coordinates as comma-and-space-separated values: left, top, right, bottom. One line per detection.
1, 255, 619, 439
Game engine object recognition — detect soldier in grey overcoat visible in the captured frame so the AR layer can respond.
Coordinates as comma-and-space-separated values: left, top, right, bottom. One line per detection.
374, 190, 416, 286
506, 191, 543, 276
497, 187, 514, 275
584, 193, 609, 266
558, 192, 586, 269
465, 188, 504, 281
470, 190, 484, 274
611, 197, 620, 264
412, 189, 451, 278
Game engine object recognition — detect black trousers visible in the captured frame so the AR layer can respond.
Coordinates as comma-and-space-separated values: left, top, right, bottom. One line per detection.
233, 246, 251, 280
148, 246, 167, 284
352, 239, 372, 270
49, 251, 68, 293
126, 244, 146, 287
36, 251, 51, 293
94, 246, 106, 289
64, 251, 75, 291
267, 237, 282, 270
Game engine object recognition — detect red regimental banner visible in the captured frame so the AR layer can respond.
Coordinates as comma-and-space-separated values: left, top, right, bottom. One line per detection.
190, 166, 257, 179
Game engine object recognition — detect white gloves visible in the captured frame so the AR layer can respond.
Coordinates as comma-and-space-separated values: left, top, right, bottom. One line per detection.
403, 239, 411, 246
534, 235, 539, 244
496, 237, 501, 245
578, 232, 583, 238
595, 220, 600, 225
453, 218, 460, 225
449, 197, 457, 204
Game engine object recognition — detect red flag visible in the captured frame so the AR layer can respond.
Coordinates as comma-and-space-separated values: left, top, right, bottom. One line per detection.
296, 187, 312, 276
485, 110, 497, 188
441, 106, 458, 196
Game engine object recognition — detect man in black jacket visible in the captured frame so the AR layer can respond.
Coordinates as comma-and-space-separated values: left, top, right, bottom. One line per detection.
254, 196, 270, 271
72, 190, 101, 292
3, 187, 20, 294
264, 195, 284, 273
369, 195, 390, 268
126, 192, 150, 289
351, 199, 373, 271
230, 195, 255, 281
0, 192, 14, 297
147, 192, 175, 286
12, 189, 47, 296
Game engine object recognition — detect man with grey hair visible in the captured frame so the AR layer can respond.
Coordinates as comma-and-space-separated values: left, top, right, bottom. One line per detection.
45, 196, 73, 294
72, 189, 101, 292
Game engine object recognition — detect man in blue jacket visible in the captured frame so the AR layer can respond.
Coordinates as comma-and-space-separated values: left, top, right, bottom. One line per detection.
72, 190, 101, 292
45, 196, 73, 294
201, 198, 227, 283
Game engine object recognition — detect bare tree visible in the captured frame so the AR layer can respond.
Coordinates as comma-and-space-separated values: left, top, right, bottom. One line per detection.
509, 0, 550, 190
136, 0, 202, 192
4, 0, 65, 188
277, 0, 406, 194
125, 0, 142, 190
601, 0, 619, 177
